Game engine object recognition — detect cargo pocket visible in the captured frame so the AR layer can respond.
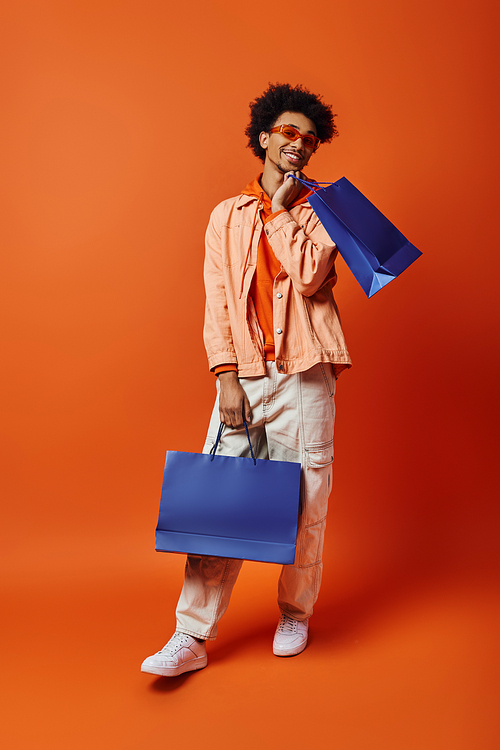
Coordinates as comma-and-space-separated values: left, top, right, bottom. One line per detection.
305, 440, 334, 468
301, 441, 334, 526
296, 515, 327, 567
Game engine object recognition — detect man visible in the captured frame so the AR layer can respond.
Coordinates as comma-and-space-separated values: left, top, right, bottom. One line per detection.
142, 83, 351, 677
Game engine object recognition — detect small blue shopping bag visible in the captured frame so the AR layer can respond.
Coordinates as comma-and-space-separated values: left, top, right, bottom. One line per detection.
294, 176, 422, 297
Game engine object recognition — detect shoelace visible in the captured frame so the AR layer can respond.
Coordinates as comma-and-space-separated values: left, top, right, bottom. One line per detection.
277, 615, 297, 634
157, 632, 189, 655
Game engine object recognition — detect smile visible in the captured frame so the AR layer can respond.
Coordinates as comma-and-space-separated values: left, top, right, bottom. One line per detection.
283, 151, 302, 163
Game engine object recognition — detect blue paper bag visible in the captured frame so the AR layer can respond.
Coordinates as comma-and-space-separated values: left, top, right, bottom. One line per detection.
294, 176, 422, 297
155, 422, 301, 564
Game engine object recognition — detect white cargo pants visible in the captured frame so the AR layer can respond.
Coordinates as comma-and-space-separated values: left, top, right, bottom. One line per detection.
175, 362, 336, 640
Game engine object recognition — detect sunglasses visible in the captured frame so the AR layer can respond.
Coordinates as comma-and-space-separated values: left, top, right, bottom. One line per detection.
269, 124, 320, 151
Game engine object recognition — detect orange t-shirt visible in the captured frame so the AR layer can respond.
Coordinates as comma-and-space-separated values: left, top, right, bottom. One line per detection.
214, 175, 311, 375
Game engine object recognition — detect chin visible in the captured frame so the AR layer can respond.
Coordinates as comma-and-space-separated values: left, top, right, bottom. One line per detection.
278, 160, 302, 173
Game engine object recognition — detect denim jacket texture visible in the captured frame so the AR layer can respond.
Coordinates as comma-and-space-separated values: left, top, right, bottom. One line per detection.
203, 191, 352, 378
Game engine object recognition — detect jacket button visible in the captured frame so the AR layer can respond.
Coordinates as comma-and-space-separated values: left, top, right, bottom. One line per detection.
278, 364, 284, 371
265, 230, 269, 235
276, 328, 283, 334
276, 293, 283, 299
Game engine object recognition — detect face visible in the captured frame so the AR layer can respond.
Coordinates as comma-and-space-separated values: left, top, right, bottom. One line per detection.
259, 111, 318, 173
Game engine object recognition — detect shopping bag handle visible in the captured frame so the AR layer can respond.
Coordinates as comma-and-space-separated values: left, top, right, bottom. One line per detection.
291, 175, 337, 191
294, 175, 379, 259
210, 420, 257, 465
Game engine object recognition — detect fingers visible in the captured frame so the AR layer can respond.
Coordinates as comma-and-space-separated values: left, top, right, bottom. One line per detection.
218, 401, 252, 429
219, 405, 244, 429
283, 171, 302, 197
219, 408, 233, 428
218, 378, 251, 429
244, 394, 252, 424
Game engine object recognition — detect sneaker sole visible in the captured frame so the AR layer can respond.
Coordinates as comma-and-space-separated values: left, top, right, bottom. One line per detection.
273, 641, 308, 657
141, 655, 208, 677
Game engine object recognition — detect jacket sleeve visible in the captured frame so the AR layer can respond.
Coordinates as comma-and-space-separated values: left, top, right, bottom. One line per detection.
264, 209, 338, 297
203, 207, 238, 371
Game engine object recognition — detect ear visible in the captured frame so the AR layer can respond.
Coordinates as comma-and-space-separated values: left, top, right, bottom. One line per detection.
259, 131, 269, 151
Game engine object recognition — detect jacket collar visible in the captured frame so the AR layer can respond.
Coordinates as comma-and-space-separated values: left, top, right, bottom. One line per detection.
235, 192, 258, 209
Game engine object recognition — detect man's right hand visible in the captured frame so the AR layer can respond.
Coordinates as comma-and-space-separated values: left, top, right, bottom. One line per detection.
218, 371, 252, 429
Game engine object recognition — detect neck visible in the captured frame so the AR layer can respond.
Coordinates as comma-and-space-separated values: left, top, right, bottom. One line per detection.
259, 158, 286, 200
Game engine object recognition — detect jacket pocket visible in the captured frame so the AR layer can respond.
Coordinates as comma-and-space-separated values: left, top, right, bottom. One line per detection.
305, 440, 334, 468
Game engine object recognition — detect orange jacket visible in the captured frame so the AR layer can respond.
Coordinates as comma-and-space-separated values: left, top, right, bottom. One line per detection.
203, 179, 352, 378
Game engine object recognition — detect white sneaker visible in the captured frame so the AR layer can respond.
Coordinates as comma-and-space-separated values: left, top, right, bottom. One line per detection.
141, 633, 207, 677
273, 614, 309, 657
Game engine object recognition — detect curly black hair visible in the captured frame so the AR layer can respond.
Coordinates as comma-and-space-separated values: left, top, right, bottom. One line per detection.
245, 83, 338, 162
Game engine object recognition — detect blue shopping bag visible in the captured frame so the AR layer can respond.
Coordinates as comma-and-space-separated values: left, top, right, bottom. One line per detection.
294, 176, 422, 297
155, 422, 301, 564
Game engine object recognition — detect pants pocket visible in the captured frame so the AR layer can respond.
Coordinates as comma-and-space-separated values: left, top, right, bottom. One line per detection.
319, 362, 336, 398
301, 441, 334, 526
203, 436, 216, 455
299, 364, 336, 449
304, 440, 334, 468
296, 514, 327, 567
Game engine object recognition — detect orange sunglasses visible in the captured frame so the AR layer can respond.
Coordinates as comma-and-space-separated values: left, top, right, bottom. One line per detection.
269, 124, 320, 151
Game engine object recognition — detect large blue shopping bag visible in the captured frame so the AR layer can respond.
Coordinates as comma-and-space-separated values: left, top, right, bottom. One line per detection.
155, 422, 301, 564
294, 176, 422, 297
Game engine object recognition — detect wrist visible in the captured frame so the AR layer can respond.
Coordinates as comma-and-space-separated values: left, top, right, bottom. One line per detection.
271, 202, 286, 213
218, 370, 238, 382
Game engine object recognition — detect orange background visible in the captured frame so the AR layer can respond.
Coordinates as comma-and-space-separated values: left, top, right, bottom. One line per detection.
1, 1, 499, 748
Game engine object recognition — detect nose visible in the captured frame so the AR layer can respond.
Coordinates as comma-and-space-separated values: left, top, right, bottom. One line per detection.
290, 134, 305, 150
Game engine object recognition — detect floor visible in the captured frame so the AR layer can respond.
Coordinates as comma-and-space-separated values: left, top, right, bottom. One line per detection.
2, 534, 498, 750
